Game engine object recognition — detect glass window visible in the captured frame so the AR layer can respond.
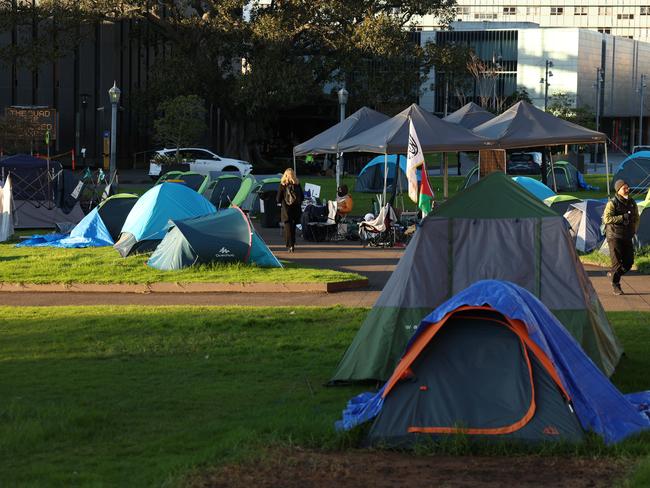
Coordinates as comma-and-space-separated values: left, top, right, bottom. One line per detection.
526, 7, 540, 15
598, 27, 612, 34
617, 13, 634, 20
503, 7, 516, 15
457, 6, 470, 15
598, 6, 612, 16
550, 7, 564, 16
574, 6, 588, 16
641, 7, 650, 15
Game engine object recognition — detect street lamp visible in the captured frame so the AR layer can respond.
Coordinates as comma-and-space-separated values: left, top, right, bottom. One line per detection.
336, 87, 348, 190
638, 74, 647, 147
540, 59, 553, 111
108, 82, 121, 180
593, 68, 604, 169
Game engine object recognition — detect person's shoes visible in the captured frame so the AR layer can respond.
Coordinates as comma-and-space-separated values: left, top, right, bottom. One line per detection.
612, 283, 624, 295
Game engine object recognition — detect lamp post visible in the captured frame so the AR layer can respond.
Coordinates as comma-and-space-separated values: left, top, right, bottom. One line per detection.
540, 59, 553, 111
639, 74, 647, 147
336, 87, 348, 190
108, 82, 121, 180
593, 68, 604, 170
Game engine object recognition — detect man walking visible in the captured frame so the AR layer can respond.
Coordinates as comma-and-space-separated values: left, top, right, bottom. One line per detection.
603, 179, 639, 295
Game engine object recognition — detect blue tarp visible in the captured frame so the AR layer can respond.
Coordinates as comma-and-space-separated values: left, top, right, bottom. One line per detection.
337, 280, 650, 444
16, 206, 116, 248
512, 176, 556, 201
121, 183, 216, 242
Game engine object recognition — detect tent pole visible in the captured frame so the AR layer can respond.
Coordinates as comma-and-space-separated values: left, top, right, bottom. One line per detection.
292, 152, 296, 174
443, 153, 448, 199
604, 141, 610, 197
477, 151, 481, 181
382, 153, 388, 207
548, 147, 558, 192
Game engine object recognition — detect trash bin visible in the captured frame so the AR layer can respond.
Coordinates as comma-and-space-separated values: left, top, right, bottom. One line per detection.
260, 190, 281, 228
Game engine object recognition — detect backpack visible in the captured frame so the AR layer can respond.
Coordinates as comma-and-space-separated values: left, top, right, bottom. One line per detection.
284, 185, 297, 206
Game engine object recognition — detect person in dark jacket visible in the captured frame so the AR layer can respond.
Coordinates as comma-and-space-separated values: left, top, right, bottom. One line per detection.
277, 168, 304, 252
602, 179, 640, 295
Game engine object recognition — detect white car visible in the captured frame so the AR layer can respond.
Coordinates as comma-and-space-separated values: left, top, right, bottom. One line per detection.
149, 148, 253, 178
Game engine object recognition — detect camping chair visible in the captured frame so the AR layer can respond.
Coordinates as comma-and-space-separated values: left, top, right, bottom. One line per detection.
358, 203, 398, 247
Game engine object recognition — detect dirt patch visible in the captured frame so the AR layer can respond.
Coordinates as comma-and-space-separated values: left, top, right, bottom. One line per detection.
190, 448, 631, 488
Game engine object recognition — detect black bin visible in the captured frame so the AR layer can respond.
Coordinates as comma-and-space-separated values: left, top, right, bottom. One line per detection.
260, 191, 281, 227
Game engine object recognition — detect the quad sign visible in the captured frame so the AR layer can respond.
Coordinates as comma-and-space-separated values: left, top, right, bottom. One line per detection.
5, 106, 57, 140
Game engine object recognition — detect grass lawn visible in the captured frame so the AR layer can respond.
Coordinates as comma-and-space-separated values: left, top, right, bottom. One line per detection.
580, 249, 650, 274
1, 307, 649, 486
0, 244, 363, 284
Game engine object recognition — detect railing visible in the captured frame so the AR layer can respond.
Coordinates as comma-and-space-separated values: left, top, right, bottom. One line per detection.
132, 149, 157, 169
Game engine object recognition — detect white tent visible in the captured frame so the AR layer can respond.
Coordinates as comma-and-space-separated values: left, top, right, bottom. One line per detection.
0, 175, 15, 242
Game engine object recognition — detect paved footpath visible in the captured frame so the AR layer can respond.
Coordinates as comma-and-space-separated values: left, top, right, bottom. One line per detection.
0, 225, 648, 311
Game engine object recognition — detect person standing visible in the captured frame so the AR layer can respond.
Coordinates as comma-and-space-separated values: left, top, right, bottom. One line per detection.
603, 179, 639, 295
277, 168, 304, 252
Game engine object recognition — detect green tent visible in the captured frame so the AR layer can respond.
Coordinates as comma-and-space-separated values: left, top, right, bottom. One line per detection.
548, 161, 579, 191
543, 194, 582, 215
156, 171, 208, 192
330, 172, 621, 384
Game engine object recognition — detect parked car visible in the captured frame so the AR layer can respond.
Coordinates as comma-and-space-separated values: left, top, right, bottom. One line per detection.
149, 148, 253, 179
507, 152, 542, 175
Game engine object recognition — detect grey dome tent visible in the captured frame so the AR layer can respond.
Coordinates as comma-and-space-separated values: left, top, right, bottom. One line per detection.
549, 161, 579, 191
148, 207, 281, 270
563, 200, 606, 253
443, 102, 495, 129
330, 172, 621, 384
202, 174, 243, 209
354, 155, 410, 194
612, 151, 650, 191
156, 171, 208, 192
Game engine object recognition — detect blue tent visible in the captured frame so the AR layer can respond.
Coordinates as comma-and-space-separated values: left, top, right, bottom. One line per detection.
354, 155, 421, 194
337, 280, 650, 445
148, 207, 281, 270
512, 176, 556, 201
114, 183, 216, 256
613, 151, 650, 191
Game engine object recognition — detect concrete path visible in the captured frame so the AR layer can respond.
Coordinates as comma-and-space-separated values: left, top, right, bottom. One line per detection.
0, 223, 647, 311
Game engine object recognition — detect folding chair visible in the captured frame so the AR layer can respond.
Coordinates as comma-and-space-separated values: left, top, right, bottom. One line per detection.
358, 203, 398, 247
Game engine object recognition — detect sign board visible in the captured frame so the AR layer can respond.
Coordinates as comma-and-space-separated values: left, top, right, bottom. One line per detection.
304, 183, 321, 199
5, 106, 57, 140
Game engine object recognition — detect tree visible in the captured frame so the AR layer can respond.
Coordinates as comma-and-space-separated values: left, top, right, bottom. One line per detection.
424, 42, 472, 113
153, 95, 207, 160
547, 91, 596, 129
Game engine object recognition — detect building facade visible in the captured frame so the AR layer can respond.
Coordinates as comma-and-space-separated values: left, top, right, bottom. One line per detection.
417, 1, 650, 41
420, 23, 650, 150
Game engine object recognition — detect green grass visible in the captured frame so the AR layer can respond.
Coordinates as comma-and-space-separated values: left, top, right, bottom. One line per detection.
580, 248, 650, 274
0, 245, 362, 284
0, 308, 649, 486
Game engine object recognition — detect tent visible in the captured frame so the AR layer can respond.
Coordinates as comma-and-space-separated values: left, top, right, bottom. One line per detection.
231, 175, 256, 208
156, 171, 208, 192
543, 194, 582, 216
337, 280, 650, 446
201, 174, 243, 209
0, 176, 14, 242
0, 154, 85, 228
563, 200, 606, 253
442, 102, 495, 129
637, 200, 650, 248
355, 155, 419, 194
293, 106, 390, 156
330, 172, 621, 384
148, 207, 281, 270
114, 183, 216, 256
612, 151, 650, 191
248, 176, 281, 217
512, 176, 556, 201
549, 161, 579, 191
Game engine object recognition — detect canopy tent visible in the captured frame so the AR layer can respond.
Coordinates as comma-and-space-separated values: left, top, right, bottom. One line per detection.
337, 280, 650, 446
442, 102, 496, 129
564, 200, 606, 253
330, 172, 621, 384
114, 183, 216, 256
612, 151, 650, 192
512, 176, 556, 201
147, 207, 281, 270
544, 194, 582, 216
354, 155, 420, 194
18, 193, 139, 248
293, 106, 390, 157
473, 101, 609, 193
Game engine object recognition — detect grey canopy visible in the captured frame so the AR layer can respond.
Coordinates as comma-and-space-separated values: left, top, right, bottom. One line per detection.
293, 106, 390, 156
443, 102, 495, 129
472, 101, 606, 149
337, 103, 494, 154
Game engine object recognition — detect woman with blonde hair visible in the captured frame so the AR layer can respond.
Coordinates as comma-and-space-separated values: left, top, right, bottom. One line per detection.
276, 168, 304, 252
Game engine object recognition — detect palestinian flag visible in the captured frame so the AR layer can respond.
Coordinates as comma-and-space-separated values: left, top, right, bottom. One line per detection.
418, 162, 434, 216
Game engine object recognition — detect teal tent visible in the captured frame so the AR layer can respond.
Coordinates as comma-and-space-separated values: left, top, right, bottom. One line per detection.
148, 207, 281, 270
114, 183, 216, 256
